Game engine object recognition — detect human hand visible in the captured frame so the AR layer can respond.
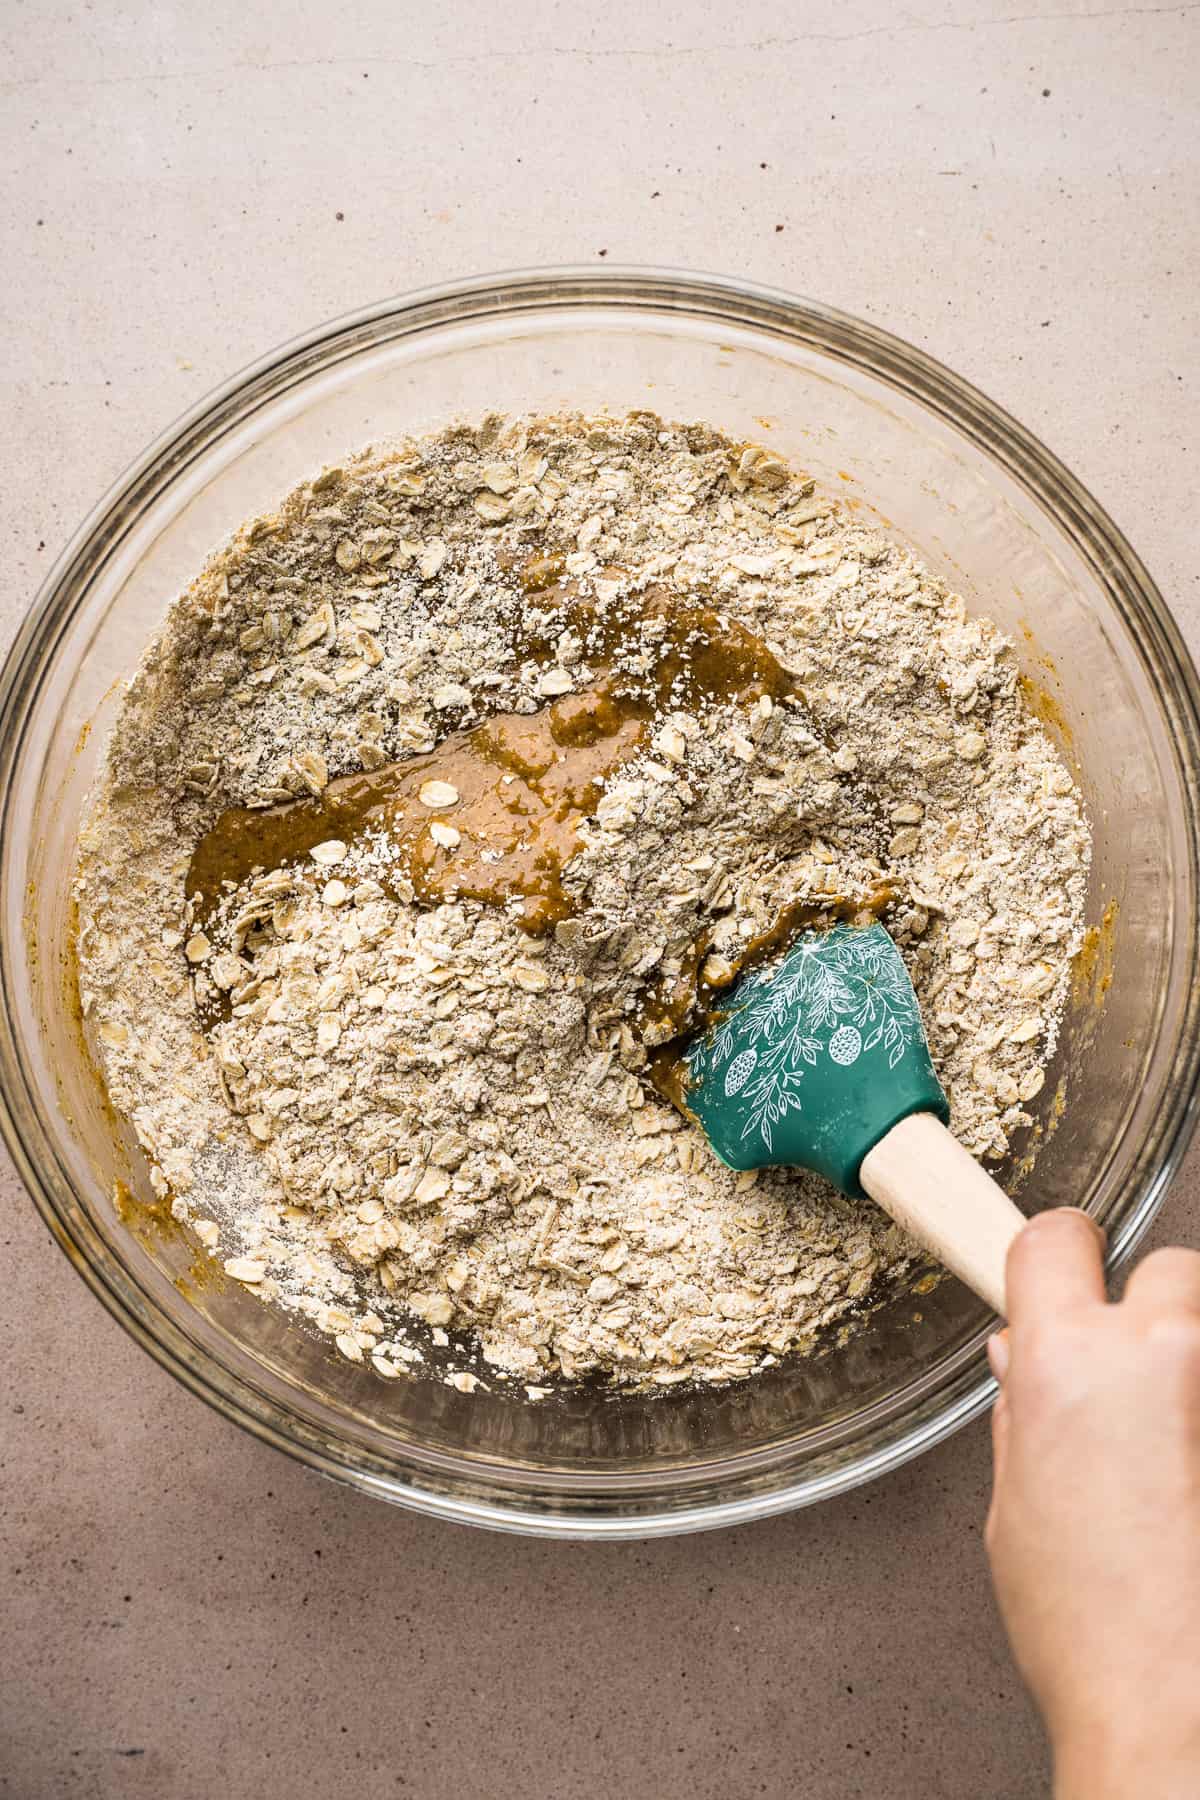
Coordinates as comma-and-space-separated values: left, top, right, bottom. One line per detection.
986, 1211, 1200, 1800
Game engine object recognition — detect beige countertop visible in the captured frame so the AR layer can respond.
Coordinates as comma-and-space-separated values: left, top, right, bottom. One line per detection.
2, 3, 1197, 1795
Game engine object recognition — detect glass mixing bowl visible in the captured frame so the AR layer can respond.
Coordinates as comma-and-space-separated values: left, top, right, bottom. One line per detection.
3, 269, 1199, 1537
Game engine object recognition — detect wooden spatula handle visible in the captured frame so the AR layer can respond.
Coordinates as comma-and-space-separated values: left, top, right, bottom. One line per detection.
859, 1111, 1026, 1316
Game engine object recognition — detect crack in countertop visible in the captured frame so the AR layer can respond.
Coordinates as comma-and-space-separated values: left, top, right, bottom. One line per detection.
3, 3, 1198, 95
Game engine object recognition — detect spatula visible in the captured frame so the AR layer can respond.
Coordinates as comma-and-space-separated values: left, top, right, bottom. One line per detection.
681, 922, 1027, 1315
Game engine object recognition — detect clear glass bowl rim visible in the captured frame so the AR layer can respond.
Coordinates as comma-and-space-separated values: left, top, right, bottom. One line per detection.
3, 264, 1200, 1537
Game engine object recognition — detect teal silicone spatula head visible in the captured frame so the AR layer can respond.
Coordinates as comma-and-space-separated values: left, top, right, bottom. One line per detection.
684, 923, 950, 1197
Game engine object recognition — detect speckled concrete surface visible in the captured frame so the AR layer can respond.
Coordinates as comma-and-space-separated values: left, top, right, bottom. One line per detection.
2, 4, 1197, 1795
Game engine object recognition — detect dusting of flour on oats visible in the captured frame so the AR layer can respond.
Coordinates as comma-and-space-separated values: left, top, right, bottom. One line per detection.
74, 412, 1089, 1390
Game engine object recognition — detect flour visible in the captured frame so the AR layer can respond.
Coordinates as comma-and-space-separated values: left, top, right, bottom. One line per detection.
74, 412, 1090, 1390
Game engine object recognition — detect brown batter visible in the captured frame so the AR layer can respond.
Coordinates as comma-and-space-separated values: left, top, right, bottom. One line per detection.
188, 684, 646, 941
515, 573, 800, 715
188, 577, 804, 955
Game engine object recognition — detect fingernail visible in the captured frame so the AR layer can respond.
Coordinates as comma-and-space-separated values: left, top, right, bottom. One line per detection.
987, 1330, 1010, 1383
1029, 1206, 1107, 1241
1062, 1206, 1106, 1238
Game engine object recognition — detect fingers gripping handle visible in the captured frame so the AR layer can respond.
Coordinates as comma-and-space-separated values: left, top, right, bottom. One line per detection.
859, 1111, 1026, 1316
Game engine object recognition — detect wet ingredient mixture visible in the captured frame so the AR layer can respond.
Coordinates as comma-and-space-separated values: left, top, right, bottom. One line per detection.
74, 412, 1091, 1391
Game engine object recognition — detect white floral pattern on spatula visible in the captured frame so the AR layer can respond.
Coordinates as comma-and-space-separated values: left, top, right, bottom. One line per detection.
687, 927, 923, 1156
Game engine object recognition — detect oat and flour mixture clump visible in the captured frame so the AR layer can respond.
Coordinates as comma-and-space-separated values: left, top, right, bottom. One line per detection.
75, 413, 1090, 1389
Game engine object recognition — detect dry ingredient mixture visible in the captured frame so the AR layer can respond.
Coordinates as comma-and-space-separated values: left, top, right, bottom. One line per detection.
74, 412, 1090, 1393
